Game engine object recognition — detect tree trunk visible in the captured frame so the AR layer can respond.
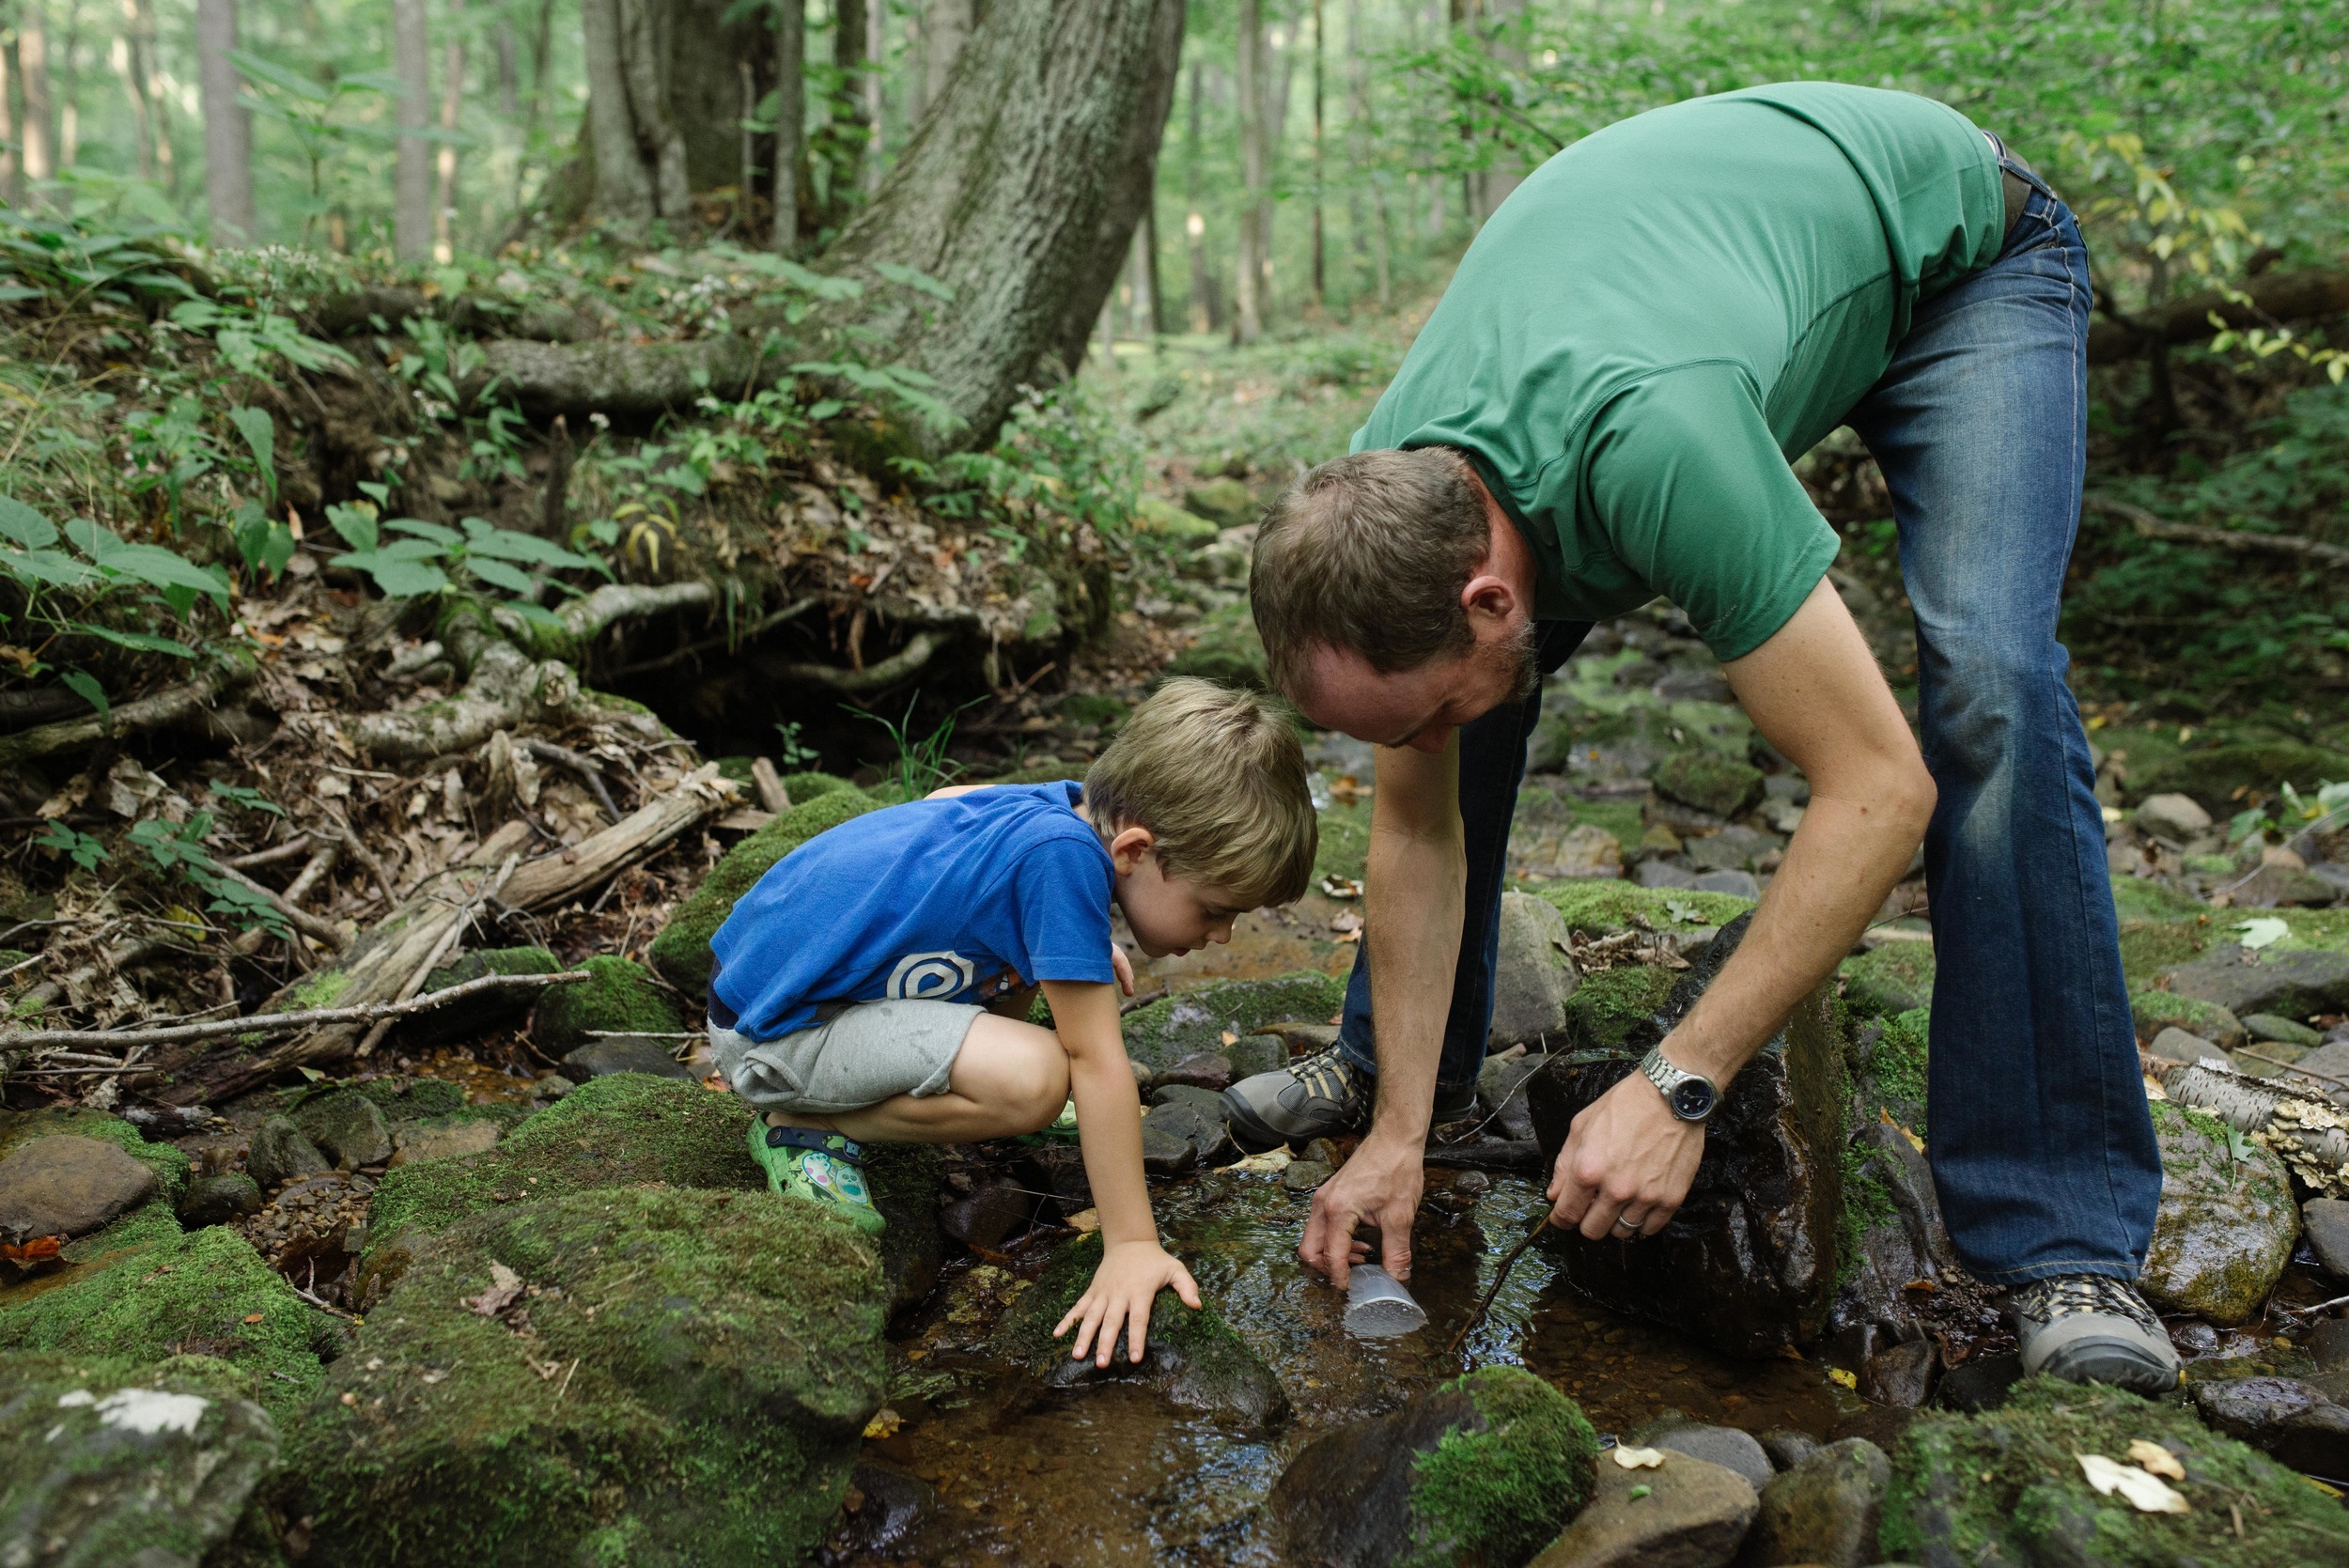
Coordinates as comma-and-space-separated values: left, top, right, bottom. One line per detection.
493, 14, 518, 116
134, 0, 176, 192
433, 0, 465, 263
392, 0, 433, 258
113, 7, 154, 182
816, 0, 1185, 451
1142, 197, 1165, 336
0, 36, 17, 208
1184, 60, 1214, 333
18, 0, 54, 187
1311, 0, 1325, 309
822, 0, 870, 217
919, 0, 972, 114
194, 0, 256, 241
1233, 0, 1264, 343
771, 0, 803, 249
575, 0, 759, 234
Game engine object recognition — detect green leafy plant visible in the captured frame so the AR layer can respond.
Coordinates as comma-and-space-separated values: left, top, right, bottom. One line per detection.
326, 503, 603, 604
772, 720, 821, 769
847, 692, 980, 801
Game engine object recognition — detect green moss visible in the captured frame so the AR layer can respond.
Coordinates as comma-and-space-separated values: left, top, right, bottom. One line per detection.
2117, 919, 2211, 986
353, 1076, 470, 1121
363, 1072, 761, 1258
2128, 989, 2245, 1048
1835, 1146, 1902, 1289
1563, 964, 1678, 1050
0, 1107, 189, 1202
1567, 795, 1647, 846
1056, 693, 1128, 730
289, 1188, 886, 1568
1864, 1008, 1930, 1138
1403, 1366, 1600, 1568
777, 769, 857, 800
1121, 971, 1349, 1073
2131, 741, 2349, 809
275, 966, 353, 1013
1649, 749, 1765, 818
529, 955, 683, 1056
422, 945, 559, 988
0, 1224, 327, 1421
1839, 943, 1936, 1018
648, 785, 878, 991
1315, 799, 1371, 883
2108, 876, 2208, 925
1535, 880, 1752, 938
1882, 1376, 2349, 1566
1163, 600, 1268, 691
712, 754, 758, 786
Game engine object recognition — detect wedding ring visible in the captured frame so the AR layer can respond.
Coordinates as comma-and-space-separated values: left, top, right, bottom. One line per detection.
1613, 1214, 1641, 1233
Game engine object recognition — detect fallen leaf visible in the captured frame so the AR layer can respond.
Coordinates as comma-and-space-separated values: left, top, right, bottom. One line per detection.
2143, 1076, 2170, 1101
1611, 1446, 1665, 1469
1319, 875, 1363, 900
863, 1407, 903, 1439
463, 1262, 525, 1318
1330, 910, 1363, 936
2078, 1452, 2190, 1513
1065, 1207, 1101, 1233
2128, 1440, 2186, 1481
1626, 1483, 1653, 1501
242, 1312, 266, 1325
1221, 1030, 1238, 1047
1232, 1147, 1293, 1174
2235, 917, 2290, 951
1828, 1367, 1859, 1390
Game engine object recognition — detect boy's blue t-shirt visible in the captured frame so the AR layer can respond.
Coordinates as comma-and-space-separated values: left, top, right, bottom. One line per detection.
708, 781, 1117, 1041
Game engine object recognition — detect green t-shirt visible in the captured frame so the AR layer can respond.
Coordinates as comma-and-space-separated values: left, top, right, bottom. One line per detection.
1352, 82, 2007, 660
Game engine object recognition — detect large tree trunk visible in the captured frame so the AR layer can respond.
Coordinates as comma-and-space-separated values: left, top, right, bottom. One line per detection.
194, 0, 255, 241
818, 0, 1185, 450
393, 0, 434, 258
574, 0, 761, 234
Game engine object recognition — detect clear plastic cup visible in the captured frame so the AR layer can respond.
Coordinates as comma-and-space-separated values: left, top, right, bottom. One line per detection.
1345, 1264, 1428, 1337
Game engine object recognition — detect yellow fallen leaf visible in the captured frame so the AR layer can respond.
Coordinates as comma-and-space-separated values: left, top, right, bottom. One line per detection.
1828, 1367, 1858, 1390
2078, 1452, 2189, 1514
1065, 1207, 1101, 1234
1221, 1031, 1238, 1047
2128, 1440, 2186, 1481
2306, 1475, 2342, 1500
862, 1407, 902, 1439
1611, 1446, 1665, 1469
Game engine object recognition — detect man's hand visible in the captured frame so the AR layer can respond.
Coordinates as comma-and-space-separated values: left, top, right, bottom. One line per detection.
1547, 1070, 1705, 1239
1054, 1239, 1203, 1367
1301, 1133, 1424, 1289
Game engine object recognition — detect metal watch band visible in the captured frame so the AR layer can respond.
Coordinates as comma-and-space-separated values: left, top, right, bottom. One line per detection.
1639, 1046, 1719, 1122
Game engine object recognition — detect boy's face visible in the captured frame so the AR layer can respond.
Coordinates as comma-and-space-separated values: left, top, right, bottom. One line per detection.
1109, 830, 1250, 958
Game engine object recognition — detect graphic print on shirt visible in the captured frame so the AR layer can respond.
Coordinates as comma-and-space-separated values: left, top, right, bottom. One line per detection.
887, 950, 977, 1001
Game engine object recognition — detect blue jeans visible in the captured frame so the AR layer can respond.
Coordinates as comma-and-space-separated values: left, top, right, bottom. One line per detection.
1337, 162, 2161, 1286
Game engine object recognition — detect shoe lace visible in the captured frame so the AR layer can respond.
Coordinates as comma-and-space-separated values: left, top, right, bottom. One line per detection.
1288, 1048, 1359, 1103
2015, 1274, 2161, 1332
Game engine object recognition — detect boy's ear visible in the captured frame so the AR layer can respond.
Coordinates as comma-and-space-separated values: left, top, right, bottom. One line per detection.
1107, 823, 1157, 873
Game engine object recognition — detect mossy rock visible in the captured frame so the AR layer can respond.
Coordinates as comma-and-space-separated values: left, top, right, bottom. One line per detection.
1163, 599, 1268, 691
997, 1230, 1288, 1429
863, 1142, 946, 1316
2128, 989, 2246, 1050
1316, 799, 1371, 884
1563, 964, 1679, 1051
287, 1187, 887, 1568
2140, 1098, 2297, 1325
2108, 876, 2208, 926
648, 785, 879, 992
1855, 1008, 1930, 1138
2131, 741, 2349, 810
1120, 971, 1348, 1076
361, 1074, 762, 1275
1882, 1375, 2349, 1566
1840, 942, 1936, 1018
0, 1107, 190, 1204
1650, 748, 1765, 818
1535, 880, 1752, 939
1135, 495, 1223, 541
2116, 918, 2211, 987
397, 946, 562, 1051
1055, 692, 1129, 731
350, 1075, 471, 1122
529, 955, 682, 1058
0, 1350, 282, 1568
0, 1223, 329, 1421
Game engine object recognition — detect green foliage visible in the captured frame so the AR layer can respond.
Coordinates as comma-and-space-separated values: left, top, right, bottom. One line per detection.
324, 501, 601, 604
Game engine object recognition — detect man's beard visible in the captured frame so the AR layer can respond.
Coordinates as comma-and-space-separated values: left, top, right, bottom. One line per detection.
1500, 620, 1542, 703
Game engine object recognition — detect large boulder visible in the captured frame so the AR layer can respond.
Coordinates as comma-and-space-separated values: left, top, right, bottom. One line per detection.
1527, 914, 1846, 1356
995, 1231, 1288, 1430
1266, 1366, 1600, 1568
0, 1351, 280, 1568
2157, 943, 2349, 1021
530, 955, 685, 1059
1489, 892, 1580, 1050
2132, 742, 2349, 810
1883, 1375, 2349, 1566
648, 781, 878, 992
0, 1134, 159, 1241
2139, 1099, 2297, 1325
285, 1187, 887, 1568
1742, 1436, 1890, 1568
1122, 971, 1348, 1077
2189, 1376, 2349, 1478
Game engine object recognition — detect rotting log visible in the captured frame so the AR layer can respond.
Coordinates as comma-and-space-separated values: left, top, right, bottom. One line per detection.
499, 762, 736, 909
468, 335, 785, 420
2089, 267, 2349, 364
353, 642, 580, 763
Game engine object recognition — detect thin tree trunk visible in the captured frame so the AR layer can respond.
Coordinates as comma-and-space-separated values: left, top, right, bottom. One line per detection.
392, 0, 433, 258
771, 0, 803, 249
57, 0, 82, 172
1311, 0, 1324, 310
18, 0, 54, 187
1127, 214, 1154, 336
513, 0, 552, 205
113, 8, 154, 182
1184, 60, 1211, 333
493, 16, 518, 116
1142, 196, 1165, 336
1346, 0, 1389, 306
134, 0, 173, 193
862, 0, 883, 194
0, 36, 18, 208
1234, 0, 1264, 343
432, 0, 465, 263
830, 0, 870, 205
194, 0, 256, 241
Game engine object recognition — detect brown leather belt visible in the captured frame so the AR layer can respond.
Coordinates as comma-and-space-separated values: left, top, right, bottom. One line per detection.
2002, 167, 2032, 239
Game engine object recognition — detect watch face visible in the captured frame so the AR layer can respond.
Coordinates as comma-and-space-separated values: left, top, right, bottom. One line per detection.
1670, 1078, 1718, 1120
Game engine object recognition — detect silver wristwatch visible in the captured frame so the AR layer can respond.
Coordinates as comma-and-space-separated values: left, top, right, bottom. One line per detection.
1640, 1046, 1719, 1122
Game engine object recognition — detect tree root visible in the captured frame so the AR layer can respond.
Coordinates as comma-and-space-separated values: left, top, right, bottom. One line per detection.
354, 643, 579, 763
468, 335, 785, 419
2088, 267, 2349, 364
0, 660, 255, 767
757, 630, 938, 696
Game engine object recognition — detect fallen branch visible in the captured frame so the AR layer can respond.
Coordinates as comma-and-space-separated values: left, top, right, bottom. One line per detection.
469, 334, 785, 419
357, 851, 521, 1056
521, 738, 621, 821
500, 763, 735, 910
353, 642, 577, 763
223, 835, 315, 871
552, 581, 717, 646
2083, 494, 2349, 570
760, 631, 939, 696
0, 660, 254, 767
1, 969, 589, 1052
214, 859, 351, 953
2087, 267, 2349, 364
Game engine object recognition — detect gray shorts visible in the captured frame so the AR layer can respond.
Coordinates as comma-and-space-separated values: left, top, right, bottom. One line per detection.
709, 998, 985, 1114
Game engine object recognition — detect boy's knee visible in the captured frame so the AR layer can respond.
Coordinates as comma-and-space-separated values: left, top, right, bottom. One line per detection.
1020, 1051, 1071, 1124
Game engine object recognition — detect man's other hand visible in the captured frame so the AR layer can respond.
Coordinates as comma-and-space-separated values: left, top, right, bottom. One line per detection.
1300, 1133, 1423, 1289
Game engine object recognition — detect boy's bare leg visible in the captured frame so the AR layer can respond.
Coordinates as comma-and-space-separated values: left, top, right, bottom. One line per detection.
761, 1014, 1069, 1143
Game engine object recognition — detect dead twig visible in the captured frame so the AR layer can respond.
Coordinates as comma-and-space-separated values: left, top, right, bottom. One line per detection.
213, 860, 350, 952
1443, 1211, 1554, 1358
223, 835, 315, 871
2084, 493, 2349, 571
0, 968, 588, 1051
522, 738, 622, 821
355, 851, 521, 1057
2234, 1046, 2349, 1091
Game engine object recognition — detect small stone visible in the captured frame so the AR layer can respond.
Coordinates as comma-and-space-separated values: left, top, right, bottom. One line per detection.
1149, 1083, 1227, 1113
0, 1135, 159, 1240
1226, 1032, 1288, 1079
1529, 1450, 1758, 1568
1688, 869, 1761, 900
1859, 1339, 1937, 1409
2140, 1099, 2300, 1324
1477, 1051, 1548, 1142
940, 1181, 1032, 1251
2305, 1199, 2349, 1281
1141, 1127, 1196, 1176
1155, 1052, 1232, 1092
1143, 1097, 1236, 1167
1282, 1159, 1333, 1192
1651, 750, 1766, 819
1744, 1436, 1890, 1568
1646, 1422, 1773, 1492
2242, 1012, 2325, 1048
2190, 1376, 2349, 1477
2135, 792, 2213, 842
1303, 1138, 1346, 1168
389, 1117, 503, 1168
2307, 1314, 2349, 1372
2148, 1025, 2226, 1064
1129, 1057, 1154, 1088
246, 1116, 331, 1191
292, 1090, 394, 1170
1758, 1429, 1818, 1470
560, 1038, 698, 1081
830, 1462, 936, 1556
179, 1172, 264, 1227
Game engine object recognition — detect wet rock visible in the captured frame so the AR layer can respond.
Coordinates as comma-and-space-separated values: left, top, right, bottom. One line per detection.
1122, 971, 1348, 1076
1646, 1421, 1772, 1492
1269, 1366, 1599, 1568
1151, 1082, 1230, 1113
1157, 1051, 1233, 1092
1741, 1436, 1888, 1568
292, 1088, 395, 1169
288, 1188, 887, 1567
648, 783, 879, 992
1656, 669, 1735, 705
1227, 1032, 1288, 1079
1143, 1096, 1237, 1168
1933, 1351, 2023, 1414
830, 1462, 937, 1556
1683, 826, 1781, 875
0, 1134, 158, 1241
2236, 864, 2341, 908
1019, 1143, 1093, 1217
1653, 751, 1766, 819
1758, 1429, 1818, 1470
2139, 1099, 2298, 1325
1689, 869, 1762, 900
1142, 1127, 1197, 1175
2305, 1198, 2349, 1280
559, 1036, 698, 1080
2190, 1376, 2349, 1477
1636, 859, 1703, 890
532, 955, 685, 1059
2159, 944, 2349, 1023
2308, 1315, 2349, 1371
0, 1351, 280, 1568
178, 1172, 263, 1227
2244, 1011, 2326, 1048
1860, 1339, 1937, 1408
246, 1115, 330, 1190
940, 1180, 1032, 1251
1478, 1050, 1549, 1142
1529, 914, 1846, 1355
2134, 792, 2212, 842
1885, 1375, 2349, 1565
999, 1232, 1288, 1429
1283, 1158, 1333, 1192
1490, 891, 1580, 1049
1129, 1055, 1155, 1087
1838, 942, 1935, 1019
2148, 1024, 2226, 1063
394, 945, 562, 1051
1184, 475, 1256, 525
1531, 1450, 1758, 1568
388, 1114, 503, 1167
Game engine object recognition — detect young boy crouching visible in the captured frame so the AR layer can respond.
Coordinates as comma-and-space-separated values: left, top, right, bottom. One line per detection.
706, 677, 1316, 1364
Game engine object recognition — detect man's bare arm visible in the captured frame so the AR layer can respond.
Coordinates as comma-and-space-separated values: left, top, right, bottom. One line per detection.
1299, 737, 1463, 1287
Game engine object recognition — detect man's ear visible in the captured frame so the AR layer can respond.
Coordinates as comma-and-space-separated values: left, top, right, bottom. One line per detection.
1107, 823, 1157, 873
1459, 568, 1519, 629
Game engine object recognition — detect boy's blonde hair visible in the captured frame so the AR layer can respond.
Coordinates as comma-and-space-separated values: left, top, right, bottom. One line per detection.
1083, 677, 1317, 909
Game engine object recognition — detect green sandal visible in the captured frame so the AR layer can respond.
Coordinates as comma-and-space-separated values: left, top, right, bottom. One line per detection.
748, 1119, 886, 1236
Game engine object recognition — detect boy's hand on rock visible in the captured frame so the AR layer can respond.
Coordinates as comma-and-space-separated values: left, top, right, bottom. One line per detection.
1054, 1240, 1202, 1368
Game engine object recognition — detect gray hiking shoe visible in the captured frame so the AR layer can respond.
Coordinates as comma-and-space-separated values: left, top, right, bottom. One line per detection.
1222, 1046, 1475, 1154
2008, 1274, 2180, 1394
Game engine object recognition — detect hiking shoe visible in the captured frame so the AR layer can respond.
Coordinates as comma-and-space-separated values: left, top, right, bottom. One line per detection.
1224, 1047, 1372, 1153
748, 1119, 885, 1236
2008, 1273, 2179, 1394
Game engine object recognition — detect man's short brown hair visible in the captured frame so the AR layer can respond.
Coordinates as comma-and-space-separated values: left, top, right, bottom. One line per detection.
1250, 445, 1487, 697
1083, 676, 1316, 909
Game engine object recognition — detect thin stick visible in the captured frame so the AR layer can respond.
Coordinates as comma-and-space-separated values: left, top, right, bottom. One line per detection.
2279, 1292, 2349, 1319
356, 852, 521, 1057
2234, 1046, 2349, 1091
0, 970, 589, 1051
1443, 1212, 1553, 1357
521, 738, 622, 822
223, 834, 315, 871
